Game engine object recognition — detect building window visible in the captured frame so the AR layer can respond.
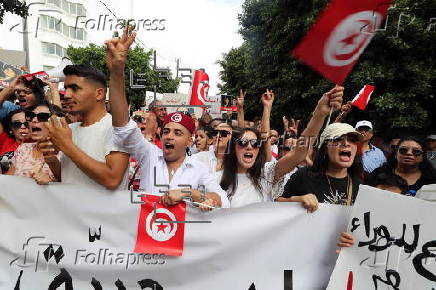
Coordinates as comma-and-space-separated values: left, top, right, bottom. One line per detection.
42, 42, 66, 57
39, 14, 86, 41
61, 0, 68, 12
49, 16, 55, 29
39, 15, 48, 28
69, 2, 76, 15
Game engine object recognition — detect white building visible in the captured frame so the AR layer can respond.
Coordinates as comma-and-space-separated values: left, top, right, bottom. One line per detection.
0, 0, 89, 72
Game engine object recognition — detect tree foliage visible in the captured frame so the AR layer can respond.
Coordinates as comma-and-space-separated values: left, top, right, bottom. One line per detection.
218, 0, 436, 136
67, 44, 179, 110
0, 0, 29, 23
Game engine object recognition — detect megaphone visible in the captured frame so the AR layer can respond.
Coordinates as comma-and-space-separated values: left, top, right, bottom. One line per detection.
22, 57, 73, 83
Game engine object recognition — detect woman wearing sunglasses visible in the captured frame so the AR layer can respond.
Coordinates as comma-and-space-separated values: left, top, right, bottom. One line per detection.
5, 102, 61, 184
278, 123, 364, 212
219, 86, 344, 208
0, 109, 30, 173
193, 123, 233, 173
368, 137, 436, 195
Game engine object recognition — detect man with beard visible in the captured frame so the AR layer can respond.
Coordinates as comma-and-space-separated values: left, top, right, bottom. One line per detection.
106, 27, 229, 209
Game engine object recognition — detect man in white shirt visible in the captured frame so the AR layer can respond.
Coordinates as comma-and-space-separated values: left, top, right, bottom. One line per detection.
38, 65, 130, 190
105, 28, 229, 209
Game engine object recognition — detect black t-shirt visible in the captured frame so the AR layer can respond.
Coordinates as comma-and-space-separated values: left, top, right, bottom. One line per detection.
282, 167, 361, 205
368, 166, 436, 194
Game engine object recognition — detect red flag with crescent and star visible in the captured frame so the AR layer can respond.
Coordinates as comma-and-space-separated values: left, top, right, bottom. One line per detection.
189, 69, 210, 106
292, 0, 392, 84
134, 195, 186, 256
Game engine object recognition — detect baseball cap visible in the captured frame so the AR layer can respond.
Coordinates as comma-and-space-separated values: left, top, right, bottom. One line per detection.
319, 123, 363, 147
426, 134, 436, 140
355, 120, 373, 130
163, 112, 195, 134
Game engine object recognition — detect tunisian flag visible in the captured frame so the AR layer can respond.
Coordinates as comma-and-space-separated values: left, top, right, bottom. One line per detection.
292, 0, 392, 84
189, 69, 210, 106
134, 195, 186, 256
351, 85, 375, 110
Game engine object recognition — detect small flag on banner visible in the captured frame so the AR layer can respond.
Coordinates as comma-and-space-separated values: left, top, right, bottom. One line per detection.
134, 195, 186, 256
292, 0, 392, 84
189, 69, 210, 106
351, 85, 375, 110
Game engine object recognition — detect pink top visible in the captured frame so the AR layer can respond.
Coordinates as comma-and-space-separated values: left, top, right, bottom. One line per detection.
11, 143, 55, 181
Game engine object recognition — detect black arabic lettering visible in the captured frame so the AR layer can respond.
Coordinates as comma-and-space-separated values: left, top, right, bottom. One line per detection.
412, 240, 436, 282
372, 269, 400, 290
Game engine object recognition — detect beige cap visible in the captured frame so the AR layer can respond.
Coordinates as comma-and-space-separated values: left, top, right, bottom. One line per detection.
319, 123, 363, 147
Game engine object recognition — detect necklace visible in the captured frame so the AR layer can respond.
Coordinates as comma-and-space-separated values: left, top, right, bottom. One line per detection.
325, 173, 352, 205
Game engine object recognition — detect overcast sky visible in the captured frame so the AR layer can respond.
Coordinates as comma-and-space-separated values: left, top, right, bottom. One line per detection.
88, 0, 244, 95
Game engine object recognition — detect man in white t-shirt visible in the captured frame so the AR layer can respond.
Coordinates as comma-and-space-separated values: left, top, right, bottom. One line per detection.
38, 65, 129, 190
105, 27, 229, 209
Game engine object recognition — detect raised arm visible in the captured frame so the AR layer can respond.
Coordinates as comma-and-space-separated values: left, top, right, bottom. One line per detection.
105, 26, 136, 127
0, 77, 20, 106
273, 86, 344, 181
261, 89, 274, 161
237, 89, 246, 128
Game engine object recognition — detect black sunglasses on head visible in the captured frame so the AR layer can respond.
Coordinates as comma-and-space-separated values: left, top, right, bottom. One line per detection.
11, 121, 29, 129
25, 111, 51, 122
398, 146, 424, 157
236, 138, 261, 148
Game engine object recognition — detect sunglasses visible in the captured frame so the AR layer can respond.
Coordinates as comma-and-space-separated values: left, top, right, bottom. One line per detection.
11, 121, 29, 129
328, 134, 359, 145
209, 130, 231, 138
398, 146, 424, 157
133, 116, 145, 123
25, 111, 51, 122
357, 126, 372, 133
236, 138, 261, 148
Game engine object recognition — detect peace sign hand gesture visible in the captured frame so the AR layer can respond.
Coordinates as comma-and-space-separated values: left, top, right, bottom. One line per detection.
105, 26, 136, 72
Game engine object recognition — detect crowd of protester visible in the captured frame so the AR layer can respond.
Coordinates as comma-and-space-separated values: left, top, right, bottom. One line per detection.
1, 28, 436, 218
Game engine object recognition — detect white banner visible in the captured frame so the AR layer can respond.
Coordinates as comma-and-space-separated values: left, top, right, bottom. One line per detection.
0, 176, 350, 289
327, 185, 436, 290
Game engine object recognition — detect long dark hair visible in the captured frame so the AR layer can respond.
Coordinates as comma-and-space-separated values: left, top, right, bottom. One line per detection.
385, 136, 436, 177
309, 141, 363, 181
220, 127, 266, 198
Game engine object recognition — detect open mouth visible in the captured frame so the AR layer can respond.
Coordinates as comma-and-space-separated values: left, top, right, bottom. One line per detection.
164, 143, 175, 150
18, 98, 27, 105
339, 150, 352, 162
31, 127, 42, 132
243, 152, 254, 162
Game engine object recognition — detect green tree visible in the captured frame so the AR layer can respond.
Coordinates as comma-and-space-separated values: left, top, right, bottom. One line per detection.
0, 0, 29, 23
67, 44, 179, 110
218, 0, 436, 136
